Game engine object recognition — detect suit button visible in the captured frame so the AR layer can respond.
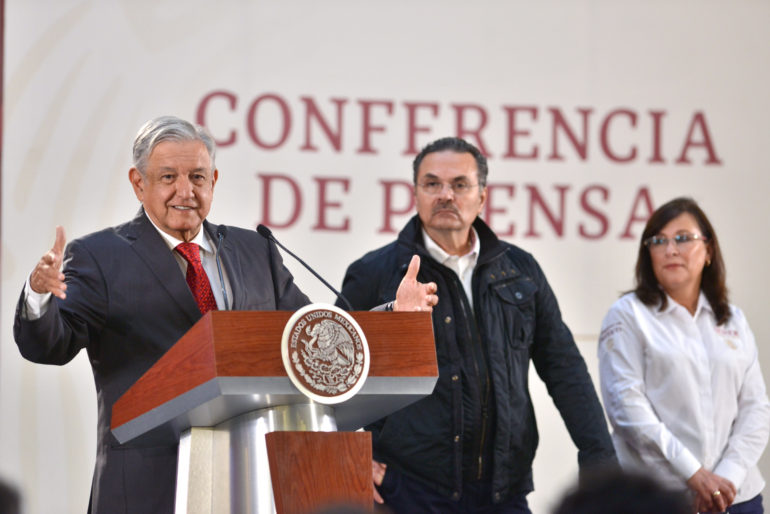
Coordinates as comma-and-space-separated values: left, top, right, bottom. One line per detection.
454, 435, 460, 442
514, 291, 523, 300
452, 492, 460, 501
444, 316, 452, 324
452, 374, 459, 381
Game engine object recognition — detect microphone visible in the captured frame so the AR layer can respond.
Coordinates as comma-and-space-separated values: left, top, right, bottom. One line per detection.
257, 224, 353, 310
215, 225, 230, 310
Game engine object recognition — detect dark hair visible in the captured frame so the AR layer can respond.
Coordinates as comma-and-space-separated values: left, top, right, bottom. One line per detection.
634, 197, 730, 324
0, 479, 21, 514
553, 469, 690, 514
412, 137, 488, 187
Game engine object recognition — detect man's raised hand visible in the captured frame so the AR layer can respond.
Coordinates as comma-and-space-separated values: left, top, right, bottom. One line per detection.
30, 226, 67, 299
394, 255, 438, 312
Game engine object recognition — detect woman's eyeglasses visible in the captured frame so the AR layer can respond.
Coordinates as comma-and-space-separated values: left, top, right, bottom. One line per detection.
643, 233, 708, 252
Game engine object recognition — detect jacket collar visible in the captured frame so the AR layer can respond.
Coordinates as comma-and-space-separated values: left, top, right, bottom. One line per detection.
123, 208, 203, 325
397, 215, 508, 265
655, 290, 712, 319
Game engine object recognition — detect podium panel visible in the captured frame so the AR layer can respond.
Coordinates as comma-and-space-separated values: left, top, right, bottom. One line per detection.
266, 431, 372, 514
112, 310, 437, 513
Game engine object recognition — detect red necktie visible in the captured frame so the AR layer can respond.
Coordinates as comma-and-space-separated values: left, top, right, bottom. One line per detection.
176, 242, 218, 315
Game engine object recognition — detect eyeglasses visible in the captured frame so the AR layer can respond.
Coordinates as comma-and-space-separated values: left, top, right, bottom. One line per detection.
416, 180, 479, 196
643, 233, 708, 252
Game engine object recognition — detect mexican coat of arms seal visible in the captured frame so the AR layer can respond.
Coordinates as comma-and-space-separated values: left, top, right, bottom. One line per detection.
281, 304, 370, 404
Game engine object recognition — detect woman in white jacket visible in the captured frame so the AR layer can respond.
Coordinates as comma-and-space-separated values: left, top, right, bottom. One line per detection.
598, 197, 769, 513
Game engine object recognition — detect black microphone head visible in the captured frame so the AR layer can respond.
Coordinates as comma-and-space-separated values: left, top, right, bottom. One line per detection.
256, 224, 273, 239
217, 225, 228, 240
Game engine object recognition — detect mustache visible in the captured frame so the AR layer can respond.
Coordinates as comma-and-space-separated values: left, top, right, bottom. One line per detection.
432, 202, 459, 216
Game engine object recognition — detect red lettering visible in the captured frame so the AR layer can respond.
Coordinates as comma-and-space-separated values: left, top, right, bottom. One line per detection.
675, 111, 722, 164
452, 103, 492, 157
579, 185, 610, 239
196, 90, 723, 170
300, 97, 348, 152
548, 107, 592, 161
196, 90, 238, 147
483, 185, 515, 237
313, 177, 350, 231
524, 184, 571, 237
403, 102, 439, 155
357, 100, 394, 154
619, 187, 654, 239
247, 172, 659, 241
257, 173, 302, 228
502, 106, 538, 159
247, 94, 291, 149
648, 110, 666, 164
600, 109, 637, 163
379, 180, 414, 233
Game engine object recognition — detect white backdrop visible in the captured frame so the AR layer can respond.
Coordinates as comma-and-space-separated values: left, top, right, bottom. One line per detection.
2, 1, 769, 513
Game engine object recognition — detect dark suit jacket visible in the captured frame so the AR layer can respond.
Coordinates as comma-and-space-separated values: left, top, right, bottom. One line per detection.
14, 210, 310, 513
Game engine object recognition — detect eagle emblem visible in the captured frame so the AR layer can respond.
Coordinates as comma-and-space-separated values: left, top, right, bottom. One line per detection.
282, 304, 370, 404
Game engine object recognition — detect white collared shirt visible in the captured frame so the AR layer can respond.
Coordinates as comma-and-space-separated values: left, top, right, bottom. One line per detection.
24, 214, 232, 318
598, 292, 770, 502
149, 217, 232, 311
422, 227, 480, 310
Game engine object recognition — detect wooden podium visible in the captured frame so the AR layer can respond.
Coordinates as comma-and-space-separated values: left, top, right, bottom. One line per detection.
111, 310, 437, 514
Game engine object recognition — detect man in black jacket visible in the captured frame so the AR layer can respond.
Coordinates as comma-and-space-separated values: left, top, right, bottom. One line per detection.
339, 137, 616, 513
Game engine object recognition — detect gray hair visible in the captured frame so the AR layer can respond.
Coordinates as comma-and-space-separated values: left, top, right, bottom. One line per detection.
132, 116, 216, 175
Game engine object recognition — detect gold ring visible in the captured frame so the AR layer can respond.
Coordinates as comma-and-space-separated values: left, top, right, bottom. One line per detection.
712, 490, 721, 497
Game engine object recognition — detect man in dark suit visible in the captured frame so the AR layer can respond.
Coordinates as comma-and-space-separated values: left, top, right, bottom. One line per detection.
14, 116, 437, 513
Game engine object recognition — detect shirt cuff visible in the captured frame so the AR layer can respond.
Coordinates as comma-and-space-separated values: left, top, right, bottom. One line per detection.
713, 459, 747, 489
670, 448, 702, 481
370, 301, 394, 312
23, 275, 52, 320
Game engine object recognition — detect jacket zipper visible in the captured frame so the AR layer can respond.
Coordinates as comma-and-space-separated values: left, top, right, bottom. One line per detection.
456, 277, 490, 481
477, 378, 490, 479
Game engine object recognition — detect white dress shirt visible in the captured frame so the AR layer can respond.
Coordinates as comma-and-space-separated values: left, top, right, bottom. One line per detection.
422, 227, 480, 310
598, 292, 770, 502
24, 215, 232, 318
150, 219, 232, 311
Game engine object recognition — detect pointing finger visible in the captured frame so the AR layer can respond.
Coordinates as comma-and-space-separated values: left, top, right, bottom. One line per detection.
53, 226, 67, 256
404, 255, 420, 281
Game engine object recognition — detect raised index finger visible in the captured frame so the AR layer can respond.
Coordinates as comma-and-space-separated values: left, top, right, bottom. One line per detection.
404, 255, 420, 281
53, 226, 67, 255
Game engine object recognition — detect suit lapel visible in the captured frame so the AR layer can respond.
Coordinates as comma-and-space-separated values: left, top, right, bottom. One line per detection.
124, 209, 201, 325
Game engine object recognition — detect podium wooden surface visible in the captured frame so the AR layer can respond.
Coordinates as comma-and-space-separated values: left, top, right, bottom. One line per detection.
111, 310, 438, 445
266, 431, 373, 514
